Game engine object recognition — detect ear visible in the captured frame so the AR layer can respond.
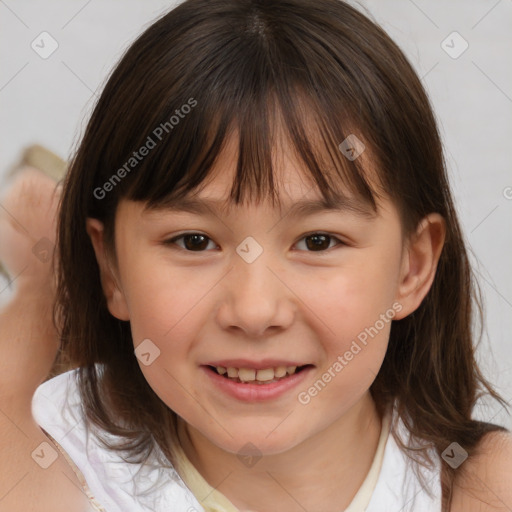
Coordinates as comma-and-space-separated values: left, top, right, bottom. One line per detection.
85, 218, 130, 321
393, 213, 446, 320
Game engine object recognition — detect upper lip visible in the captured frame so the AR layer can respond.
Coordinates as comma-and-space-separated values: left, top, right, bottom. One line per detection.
204, 359, 310, 370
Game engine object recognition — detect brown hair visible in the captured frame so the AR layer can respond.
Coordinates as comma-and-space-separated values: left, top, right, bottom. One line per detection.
54, 0, 509, 509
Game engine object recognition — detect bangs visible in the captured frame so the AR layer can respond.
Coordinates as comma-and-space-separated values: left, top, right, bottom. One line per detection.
86, 0, 392, 222
132, 85, 381, 215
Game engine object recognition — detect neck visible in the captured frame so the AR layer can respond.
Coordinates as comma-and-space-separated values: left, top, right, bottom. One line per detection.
178, 392, 384, 512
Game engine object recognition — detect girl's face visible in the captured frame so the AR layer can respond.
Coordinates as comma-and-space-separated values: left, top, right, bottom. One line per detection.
90, 135, 418, 456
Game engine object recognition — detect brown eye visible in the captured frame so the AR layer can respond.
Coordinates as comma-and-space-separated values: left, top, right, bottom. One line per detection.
167, 233, 216, 251
165, 232, 344, 253
296, 233, 343, 252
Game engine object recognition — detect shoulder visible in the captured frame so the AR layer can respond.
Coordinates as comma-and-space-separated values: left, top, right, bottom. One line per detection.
32, 366, 88, 430
32, 367, 81, 423
450, 430, 512, 511
32, 366, 204, 512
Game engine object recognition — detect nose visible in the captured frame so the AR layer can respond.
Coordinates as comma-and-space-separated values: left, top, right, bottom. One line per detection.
215, 249, 296, 338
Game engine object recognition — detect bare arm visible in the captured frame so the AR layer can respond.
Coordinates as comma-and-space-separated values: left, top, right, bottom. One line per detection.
0, 169, 94, 511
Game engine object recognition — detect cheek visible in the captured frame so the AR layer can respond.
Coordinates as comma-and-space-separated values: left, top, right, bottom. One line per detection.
341, 244, 402, 317
296, 251, 399, 378
296, 271, 393, 415
122, 265, 211, 407
304, 259, 399, 337
121, 254, 209, 339
127, 290, 204, 421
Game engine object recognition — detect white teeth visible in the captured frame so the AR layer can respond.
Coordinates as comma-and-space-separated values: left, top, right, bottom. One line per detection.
213, 365, 303, 383
275, 366, 287, 378
227, 367, 238, 378
238, 368, 256, 382
256, 368, 275, 381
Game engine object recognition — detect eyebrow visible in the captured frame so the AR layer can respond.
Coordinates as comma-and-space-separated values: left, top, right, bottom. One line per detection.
149, 195, 377, 220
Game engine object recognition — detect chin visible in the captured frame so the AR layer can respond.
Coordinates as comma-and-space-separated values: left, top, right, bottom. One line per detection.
207, 424, 305, 457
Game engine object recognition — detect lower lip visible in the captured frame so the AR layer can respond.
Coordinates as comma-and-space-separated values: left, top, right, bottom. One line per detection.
201, 365, 314, 402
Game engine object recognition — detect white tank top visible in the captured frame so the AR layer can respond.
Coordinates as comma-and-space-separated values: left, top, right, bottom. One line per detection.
32, 367, 442, 512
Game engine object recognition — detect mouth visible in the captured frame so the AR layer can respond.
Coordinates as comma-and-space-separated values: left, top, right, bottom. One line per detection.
205, 364, 313, 385
201, 361, 315, 402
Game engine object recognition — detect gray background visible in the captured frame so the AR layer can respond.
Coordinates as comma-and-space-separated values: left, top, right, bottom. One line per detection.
1, 0, 511, 427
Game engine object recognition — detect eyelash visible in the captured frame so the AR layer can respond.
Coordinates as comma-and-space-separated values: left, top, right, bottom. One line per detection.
163, 232, 346, 254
